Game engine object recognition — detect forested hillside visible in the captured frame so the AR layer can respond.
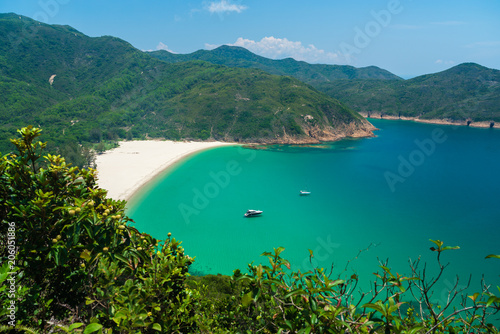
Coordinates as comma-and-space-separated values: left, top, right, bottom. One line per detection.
0, 13, 373, 165
150, 46, 500, 123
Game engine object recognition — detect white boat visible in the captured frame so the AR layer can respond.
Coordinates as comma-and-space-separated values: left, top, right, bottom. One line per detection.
244, 209, 263, 217
300, 191, 311, 195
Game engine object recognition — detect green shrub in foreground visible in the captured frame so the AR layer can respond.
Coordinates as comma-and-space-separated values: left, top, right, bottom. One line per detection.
1, 126, 197, 333
0, 126, 499, 333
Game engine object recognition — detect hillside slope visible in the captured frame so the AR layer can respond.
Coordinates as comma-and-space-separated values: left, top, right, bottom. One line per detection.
0, 13, 374, 153
149, 46, 500, 124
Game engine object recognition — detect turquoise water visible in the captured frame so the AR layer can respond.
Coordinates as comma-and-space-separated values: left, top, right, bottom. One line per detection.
128, 119, 500, 307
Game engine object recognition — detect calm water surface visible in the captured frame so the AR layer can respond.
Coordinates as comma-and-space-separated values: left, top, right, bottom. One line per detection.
128, 119, 500, 306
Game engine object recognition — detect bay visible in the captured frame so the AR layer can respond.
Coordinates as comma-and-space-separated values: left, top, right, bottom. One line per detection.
128, 118, 500, 307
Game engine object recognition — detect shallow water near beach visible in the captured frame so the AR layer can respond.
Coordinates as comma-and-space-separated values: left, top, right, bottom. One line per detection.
128, 119, 500, 309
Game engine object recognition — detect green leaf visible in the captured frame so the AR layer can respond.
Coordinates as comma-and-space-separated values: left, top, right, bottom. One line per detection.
253, 287, 262, 302
241, 291, 253, 307
53, 248, 61, 266
328, 279, 345, 287
407, 326, 425, 334
113, 310, 128, 325
69, 323, 84, 331
80, 249, 92, 261
114, 253, 129, 265
256, 264, 263, 279
486, 254, 500, 259
486, 295, 498, 307
82, 222, 94, 239
264, 278, 285, 286
72, 223, 81, 245
275, 246, 285, 256
363, 302, 385, 315
380, 265, 395, 278
83, 323, 103, 334
468, 293, 480, 302
309, 296, 318, 312
442, 246, 460, 251
284, 288, 306, 299
152, 323, 162, 331
429, 239, 443, 249
0, 263, 10, 282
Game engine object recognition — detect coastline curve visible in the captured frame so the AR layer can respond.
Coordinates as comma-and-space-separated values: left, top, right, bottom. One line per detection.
95, 140, 237, 202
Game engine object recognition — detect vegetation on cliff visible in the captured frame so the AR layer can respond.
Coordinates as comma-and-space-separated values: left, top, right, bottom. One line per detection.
1, 127, 499, 333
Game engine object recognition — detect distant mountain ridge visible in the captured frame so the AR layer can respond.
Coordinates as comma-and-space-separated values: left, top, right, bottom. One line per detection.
315, 62, 500, 124
149, 45, 403, 82
150, 46, 500, 124
0, 13, 374, 156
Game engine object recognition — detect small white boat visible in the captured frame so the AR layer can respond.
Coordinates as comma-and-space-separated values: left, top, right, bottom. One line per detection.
244, 209, 263, 217
300, 191, 311, 195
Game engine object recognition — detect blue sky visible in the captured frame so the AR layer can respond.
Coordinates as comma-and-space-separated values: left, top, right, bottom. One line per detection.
1, 0, 499, 77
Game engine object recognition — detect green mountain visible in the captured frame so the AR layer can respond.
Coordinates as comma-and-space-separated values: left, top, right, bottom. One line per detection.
149, 45, 403, 82
315, 63, 500, 123
150, 46, 500, 124
0, 13, 374, 157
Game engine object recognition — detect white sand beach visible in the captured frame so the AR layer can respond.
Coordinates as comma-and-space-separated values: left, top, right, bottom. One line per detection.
95, 140, 235, 201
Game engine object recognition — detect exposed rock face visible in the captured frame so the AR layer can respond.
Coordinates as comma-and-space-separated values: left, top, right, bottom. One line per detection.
243, 118, 376, 144
302, 119, 375, 141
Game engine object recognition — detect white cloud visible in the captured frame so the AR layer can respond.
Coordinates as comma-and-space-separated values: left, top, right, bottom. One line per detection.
143, 43, 176, 53
204, 43, 220, 50
435, 59, 456, 65
208, 36, 344, 64
156, 42, 176, 53
207, 0, 247, 14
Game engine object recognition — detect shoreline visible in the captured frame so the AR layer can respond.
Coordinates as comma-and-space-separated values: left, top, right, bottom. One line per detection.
95, 140, 236, 202
359, 112, 496, 128
94, 127, 375, 203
